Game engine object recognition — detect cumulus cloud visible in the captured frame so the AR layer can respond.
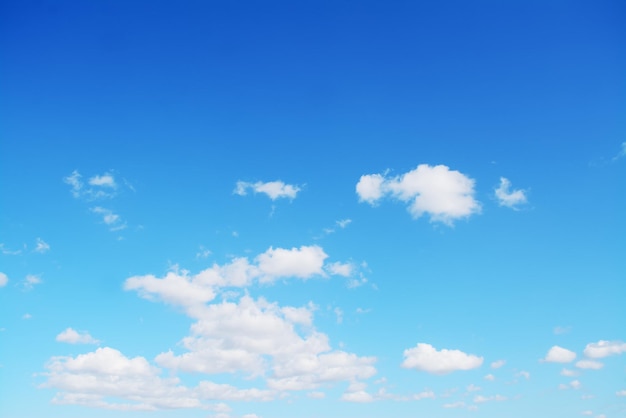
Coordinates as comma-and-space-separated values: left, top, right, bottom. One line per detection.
256, 246, 327, 282
356, 164, 480, 225
0, 272, 8, 287
543, 346, 576, 363
494, 177, 527, 208
401, 343, 483, 374
583, 340, 626, 358
56, 328, 100, 345
234, 180, 300, 200
575, 360, 603, 370
34, 238, 50, 253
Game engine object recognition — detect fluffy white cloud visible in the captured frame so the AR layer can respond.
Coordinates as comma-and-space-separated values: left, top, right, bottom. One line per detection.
234, 180, 300, 200
256, 246, 327, 282
474, 394, 507, 403
583, 340, 626, 358
543, 346, 576, 363
56, 328, 100, 345
494, 177, 527, 208
41, 347, 203, 410
575, 360, 603, 370
356, 164, 480, 225
490, 360, 505, 369
326, 262, 354, 277
0, 272, 8, 287
34, 238, 50, 253
401, 343, 483, 374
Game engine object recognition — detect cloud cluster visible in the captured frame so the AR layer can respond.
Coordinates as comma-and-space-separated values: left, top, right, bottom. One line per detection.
356, 164, 480, 225
401, 343, 483, 374
234, 180, 300, 200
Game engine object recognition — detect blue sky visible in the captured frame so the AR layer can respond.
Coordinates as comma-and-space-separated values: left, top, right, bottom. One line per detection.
1, 1, 625, 417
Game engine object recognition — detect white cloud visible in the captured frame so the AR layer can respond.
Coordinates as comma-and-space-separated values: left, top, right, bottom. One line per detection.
307, 391, 325, 399
554, 326, 572, 335
64, 170, 119, 200
494, 177, 527, 208
570, 380, 582, 389
581, 411, 593, 416
257, 246, 327, 282
356, 164, 480, 225
195, 381, 274, 401
22, 274, 42, 291
484, 374, 495, 381
616, 390, 626, 397
34, 238, 50, 253
56, 328, 100, 345
561, 368, 579, 377
196, 246, 212, 259
23, 313, 32, 320
401, 343, 483, 374
490, 360, 505, 369
336, 219, 352, 228
474, 394, 507, 403
575, 360, 603, 370
234, 180, 300, 200
88, 173, 116, 188
0, 272, 8, 287
0, 243, 22, 255
516, 371, 530, 380
443, 401, 466, 408
583, 340, 626, 358
326, 262, 354, 277
91, 207, 127, 231
466, 384, 481, 392
543, 345, 576, 363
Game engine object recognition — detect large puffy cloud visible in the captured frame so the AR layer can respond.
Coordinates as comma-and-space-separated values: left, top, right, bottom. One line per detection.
155, 295, 376, 389
356, 164, 480, 225
543, 346, 576, 363
583, 340, 626, 358
401, 343, 483, 374
41, 347, 204, 410
234, 180, 300, 200
494, 177, 527, 208
125, 246, 336, 310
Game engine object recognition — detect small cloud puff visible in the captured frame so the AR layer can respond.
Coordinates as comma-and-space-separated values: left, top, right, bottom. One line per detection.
494, 177, 528, 209
402, 343, 483, 374
56, 328, 100, 345
356, 164, 481, 225
234, 180, 300, 200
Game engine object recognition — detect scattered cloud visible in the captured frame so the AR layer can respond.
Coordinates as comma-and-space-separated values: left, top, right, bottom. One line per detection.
401, 343, 483, 374
474, 394, 507, 403
196, 246, 212, 259
583, 340, 626, 358
88, 173, 117, 188
0, 243, 22, 255
559, 380, 582, 390
581, 410, 593, 416
336, 219, 352, 228
334, 307, 343, 324
612, 142, 626, 161
256, 246, 328, 283
64, 170, 119, 200
490, 360, 505, 369
543, 345, 576, 363
575, 360, 603, 370
554, 326, 572, 335
494, 177, 527, 209
34, 238, 50, 253
561, 368, 579, 377
326, 262, 354, 277
443, 401, 466, 408
466, 384, 481, 392
234, 180, 300, 200
0, 272, 8, 287
56, 328, 100, 345
484, 374, 495, 381
356, 164, 481, 225
22, 274, 42, 291
91, 207, 127, 231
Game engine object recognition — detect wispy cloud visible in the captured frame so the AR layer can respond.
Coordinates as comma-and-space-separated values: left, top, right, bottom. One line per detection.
22, 274, 42, 291
0, 272, 8, 287
34, 238, 50, 253
611, 142, 626, 161
495, 177, 528, 209
91, 207, 127, 231
234, 180, 301, 200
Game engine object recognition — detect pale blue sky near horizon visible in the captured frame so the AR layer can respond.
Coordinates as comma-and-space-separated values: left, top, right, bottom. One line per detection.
1, 1, 625, 417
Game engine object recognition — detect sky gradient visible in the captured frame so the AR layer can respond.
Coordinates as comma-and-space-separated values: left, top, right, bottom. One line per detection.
1, 1, 625, 417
